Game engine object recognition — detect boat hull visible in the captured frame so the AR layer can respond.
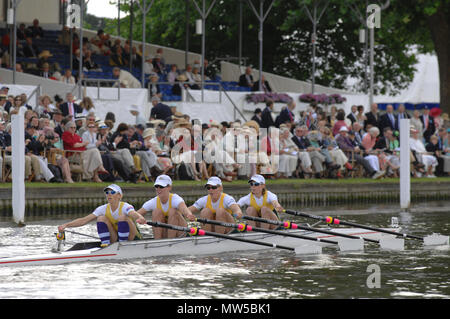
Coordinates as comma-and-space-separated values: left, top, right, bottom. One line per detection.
0, 227, 398, 266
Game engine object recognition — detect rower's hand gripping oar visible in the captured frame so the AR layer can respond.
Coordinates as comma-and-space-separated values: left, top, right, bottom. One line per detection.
147, 221, 297, 253
196, 218, 364, 253
284, 210, 449, 248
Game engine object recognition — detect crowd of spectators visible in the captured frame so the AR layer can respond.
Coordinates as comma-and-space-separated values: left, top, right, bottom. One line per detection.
0, 22, 449, 184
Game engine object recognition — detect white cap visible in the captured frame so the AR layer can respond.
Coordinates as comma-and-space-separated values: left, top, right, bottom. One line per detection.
249, 174, 265, 185
339, 126, 349, 132
154, 174, 172, 187
103, 184, 122, 195
205, 176, 222, 186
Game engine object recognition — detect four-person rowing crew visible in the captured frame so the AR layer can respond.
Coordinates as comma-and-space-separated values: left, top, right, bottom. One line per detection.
58, 174, 287, 245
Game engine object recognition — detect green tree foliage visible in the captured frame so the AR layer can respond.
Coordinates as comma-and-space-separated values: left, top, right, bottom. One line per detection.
102, 0, 449, 112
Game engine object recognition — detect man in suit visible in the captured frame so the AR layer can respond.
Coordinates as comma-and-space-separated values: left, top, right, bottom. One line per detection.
420, 106, 436, 143
395, 104, 410, 131
251, 108, 263, 128
238, 67, 254, 88
59, 93, 82, 119
291, 125, 325, 177
275, 100, 296, 127
260, 100, 276, 128
364, 103, 380, 131
379, 104, 397, 132
346, 105, 358, 124
22, 37, 39, 58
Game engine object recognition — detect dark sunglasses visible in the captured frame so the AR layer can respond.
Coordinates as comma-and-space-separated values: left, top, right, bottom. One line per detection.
205, 185, 218, 190
249, 182, 261, 186
154, 185, 167, 189
104, 190, 117, 195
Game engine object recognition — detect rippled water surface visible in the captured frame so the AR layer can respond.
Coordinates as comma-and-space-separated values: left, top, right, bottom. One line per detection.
0, 202, 449, 299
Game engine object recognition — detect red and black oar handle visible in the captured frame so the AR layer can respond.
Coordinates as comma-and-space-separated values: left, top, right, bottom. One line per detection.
284, 210, 424, 241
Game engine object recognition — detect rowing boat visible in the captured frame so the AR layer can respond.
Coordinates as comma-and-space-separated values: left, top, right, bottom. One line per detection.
0, 226, 399, 266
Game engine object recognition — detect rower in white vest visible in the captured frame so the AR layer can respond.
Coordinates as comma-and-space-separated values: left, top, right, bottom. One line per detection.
237, 174, 284, 230
136, 175, 195, 239
57, 184, 147, 247
188, 176, 243, 234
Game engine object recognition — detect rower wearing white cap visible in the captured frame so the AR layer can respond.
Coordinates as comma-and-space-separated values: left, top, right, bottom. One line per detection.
136, 175, 195, 239
57, 184, 147, 247
237, 174, 284, 230
188, 176, 243, 234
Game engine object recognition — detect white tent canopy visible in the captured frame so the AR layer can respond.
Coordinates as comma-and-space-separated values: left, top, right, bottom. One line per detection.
374, 53, 439, 107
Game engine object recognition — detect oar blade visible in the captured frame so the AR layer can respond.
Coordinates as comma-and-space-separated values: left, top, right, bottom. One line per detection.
423, 234, 449, 246
294, 244, 322, 255
337, 238, 364, 252
379, 237, 405, 251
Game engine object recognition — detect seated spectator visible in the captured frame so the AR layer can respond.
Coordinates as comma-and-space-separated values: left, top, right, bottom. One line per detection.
17, 23, 28, 40
291, 125, 325, 177
239, 67, 254, 88
60, 69, 76, 84
35, 95, 57, 116
112, 67, 142, 88
22, 37, 39, 58
79, 97, 95, 116
410, 127, 437, 177
375, 127, 400, 177
62, 121, 108, 182
252, 75, 272, 93
191, 67, 202, 86
109, 122, 139, 175
37, 50, 60, 74
58, 26, 71, 46
332, 111, 350, 136
278, 127, 298, 178
336, 126, 384, 179
320, 126, 354, 177
361, 126, 385, 176
148, 74, 161, 98
152, 54, 165, 74
167, 64, 179, 84
28, 19, 44, 38
150, 96, 172, 121
109, 45, 128, 67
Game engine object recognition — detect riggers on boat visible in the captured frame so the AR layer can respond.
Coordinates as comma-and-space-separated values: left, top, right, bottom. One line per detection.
0, 225, 399, 267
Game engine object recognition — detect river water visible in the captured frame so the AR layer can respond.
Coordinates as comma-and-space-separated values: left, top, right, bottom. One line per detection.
0, 202, 449, 300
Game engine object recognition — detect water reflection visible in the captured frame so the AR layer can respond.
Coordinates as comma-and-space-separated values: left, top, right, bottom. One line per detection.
0, 202, 449, 299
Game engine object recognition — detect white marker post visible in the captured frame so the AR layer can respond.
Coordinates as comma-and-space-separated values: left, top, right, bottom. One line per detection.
11, 112, 25, 225
399, 119, 410, 210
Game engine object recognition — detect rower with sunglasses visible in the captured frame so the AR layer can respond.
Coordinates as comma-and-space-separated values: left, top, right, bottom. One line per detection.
136, 175, 195, 239
57, 184, 147, 247
188, 176, 243, 234
237, 174, 284, 230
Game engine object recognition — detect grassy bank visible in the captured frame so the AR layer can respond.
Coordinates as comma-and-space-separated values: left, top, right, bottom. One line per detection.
0, 177, 449, 189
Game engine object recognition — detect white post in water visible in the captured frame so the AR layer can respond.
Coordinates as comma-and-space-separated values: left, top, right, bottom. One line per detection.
11, 112, 25, 225
399, 118, 410, 210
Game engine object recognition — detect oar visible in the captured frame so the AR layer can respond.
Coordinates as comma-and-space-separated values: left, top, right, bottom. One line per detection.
147, 221, 298, 253
196, 218, 364, 253
242, 215, 379, 243
284, 210, 449, 247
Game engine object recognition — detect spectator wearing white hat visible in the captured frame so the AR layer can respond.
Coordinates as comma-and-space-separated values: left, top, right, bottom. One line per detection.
237, 175, 284, 230
58, 184, 147, 247
136, 175, 195, 239
188, 176, 243, 234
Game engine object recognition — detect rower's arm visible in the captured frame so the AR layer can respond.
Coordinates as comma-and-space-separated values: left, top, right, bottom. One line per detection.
230, 203, 243, 219
128, 210, 147, 224
188, 205, 199, 214
58, 213, 97, 232
136, 207, 148, 217
178, 202, 196, 221
271, 200, 284, 213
